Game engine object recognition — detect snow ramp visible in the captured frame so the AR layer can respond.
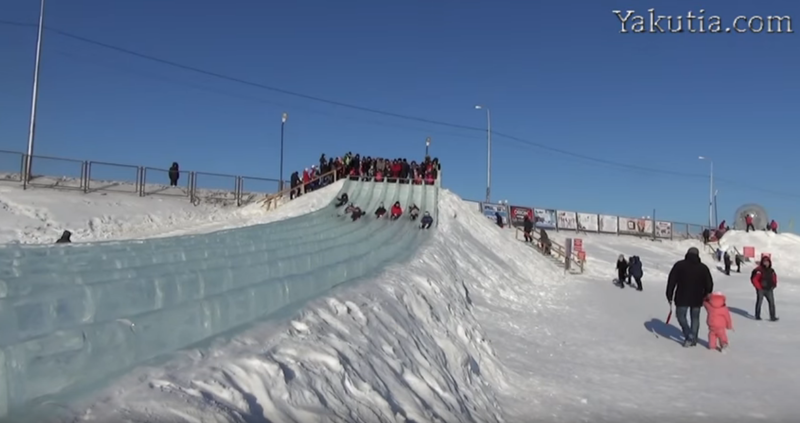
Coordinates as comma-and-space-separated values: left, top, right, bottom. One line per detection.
0, 178, 439, 419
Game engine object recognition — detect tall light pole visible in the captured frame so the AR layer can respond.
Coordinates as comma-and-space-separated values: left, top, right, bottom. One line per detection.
425, 137, 431, 157
475, 105, 492, 203
280, 112, 287, 191
25, 0, 46, 181
699, 156, 713, 228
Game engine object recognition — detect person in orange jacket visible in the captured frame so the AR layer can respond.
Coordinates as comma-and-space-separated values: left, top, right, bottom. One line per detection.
751, 256, 779, 321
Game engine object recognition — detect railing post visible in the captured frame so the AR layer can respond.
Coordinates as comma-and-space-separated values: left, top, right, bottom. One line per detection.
235, 176, 242, 207
189, 171, 196, 203
17, 153, 24, 183
84, 161, 92, 193
22, 154, 28, 190
140, 167, 148, 196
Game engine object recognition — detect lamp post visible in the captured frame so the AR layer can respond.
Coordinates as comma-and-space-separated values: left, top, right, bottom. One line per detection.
280, 112, 287, 190
474, 105, 492, 203
698, 156, 714, 228
425, 137, 431, 157
24, 0, 46, 181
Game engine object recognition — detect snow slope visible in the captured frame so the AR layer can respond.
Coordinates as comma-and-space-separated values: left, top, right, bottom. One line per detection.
54, 189, 569, 423
0, 180, 342, 244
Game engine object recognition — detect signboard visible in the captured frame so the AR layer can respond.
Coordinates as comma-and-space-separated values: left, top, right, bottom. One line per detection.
742, 246, 755, 258
557, 210, 578, 230
619, 216, 653, 236
533, 208, 557, 229
481, 202, 509, 226
509, 205, 533, 228
655, 221, 672, 238
577, 250, 586, 261
577, 213, 598, 232
599, 215, 618, 233
574, 238, 583, 251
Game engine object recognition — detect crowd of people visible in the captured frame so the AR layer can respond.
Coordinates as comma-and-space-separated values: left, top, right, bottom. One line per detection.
702, 215, 779, 244
287, 153, 441, 200
335, 192, 434, 228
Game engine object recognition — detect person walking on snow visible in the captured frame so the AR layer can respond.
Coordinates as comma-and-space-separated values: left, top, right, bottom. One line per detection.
745, 214, 755, 232
629, 256, 644, 291
615, 255, 628, 288
723, 250, 732, 275
666, 247, 714, 347
703, 291, 733, 352
523, 215, 534, 242
751, 256, 779, 321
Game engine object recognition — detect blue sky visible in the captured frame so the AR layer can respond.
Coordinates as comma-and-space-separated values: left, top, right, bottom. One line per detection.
0, 0, 798, 228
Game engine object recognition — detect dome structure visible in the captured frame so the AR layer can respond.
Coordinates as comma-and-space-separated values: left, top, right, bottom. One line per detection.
732, 203, 769, 230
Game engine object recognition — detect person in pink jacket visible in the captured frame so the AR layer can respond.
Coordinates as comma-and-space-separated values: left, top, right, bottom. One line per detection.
703, 291, 733, 352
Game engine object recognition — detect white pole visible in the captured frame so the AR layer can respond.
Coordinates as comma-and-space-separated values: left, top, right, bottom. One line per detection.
709, 160, 714, 228
25, 0, 46, 181
486, 108, 492, 203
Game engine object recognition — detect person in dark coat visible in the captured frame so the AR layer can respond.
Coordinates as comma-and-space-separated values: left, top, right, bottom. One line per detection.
55, 230, 72, 244
523, 215, 534, 242
751, 256, 779, 321
615, 255, 628, 288
374, 203, 387, 218
666, 247, 714, 347
168, 162, 180, 187
629, 256, 644, 291
334, 192, 348, 207
495, 211, 504, 228
734, 253, 743, 273
420, 211, 434, 229
723, 251, 732, 275
702, 228, 710, 244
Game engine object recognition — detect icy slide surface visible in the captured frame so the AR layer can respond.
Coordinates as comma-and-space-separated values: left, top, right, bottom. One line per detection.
0, 178, 438, 418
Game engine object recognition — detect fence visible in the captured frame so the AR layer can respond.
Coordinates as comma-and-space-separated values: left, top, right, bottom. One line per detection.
470, 200, 711, 241
0, 149, 284, 207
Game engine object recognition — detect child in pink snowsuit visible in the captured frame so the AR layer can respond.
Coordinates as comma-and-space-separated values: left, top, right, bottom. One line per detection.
703, 291, 733, 351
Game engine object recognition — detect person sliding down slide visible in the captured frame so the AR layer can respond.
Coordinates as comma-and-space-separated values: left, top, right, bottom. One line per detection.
408, 204, 420, 220
420, 211, 434, 229
374, 203, 387, 218
334, 192, 348, 207
345, 204, 365, 221
390, 201, 403, 220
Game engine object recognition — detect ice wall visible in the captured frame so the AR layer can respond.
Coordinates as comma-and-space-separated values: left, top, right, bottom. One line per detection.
0, 178, 439, 419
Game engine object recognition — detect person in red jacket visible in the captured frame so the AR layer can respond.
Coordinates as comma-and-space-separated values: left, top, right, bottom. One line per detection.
751, 255, 779, 321
770, 220, 778, 233
745, 214, 755, 232
390, 201, 403, 220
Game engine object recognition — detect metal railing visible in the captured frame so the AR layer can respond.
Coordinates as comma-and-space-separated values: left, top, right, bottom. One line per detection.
0, 149, 284, 207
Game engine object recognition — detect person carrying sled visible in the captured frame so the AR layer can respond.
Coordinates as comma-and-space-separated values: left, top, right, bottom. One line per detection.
628, 256, 643, 291
704, 291, 733, 352
523, 215, 534, 242
420, 211, 434, 229
334, 192, 349, 208
615, 255, 628, 288
408, 203, 420, 221
751, 256, 779, 321
666, 247, 714, 347
390, 201, 403, 220
374, 202, 387, 218
723, 250, 732, 275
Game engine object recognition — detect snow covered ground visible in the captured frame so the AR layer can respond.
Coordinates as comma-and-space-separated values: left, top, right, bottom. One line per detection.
0, 180, 341, 244
5, 182, 800, 422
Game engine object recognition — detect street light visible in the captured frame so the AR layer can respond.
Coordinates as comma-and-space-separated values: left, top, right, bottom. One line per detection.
475, 105, 492, 203
698, 156, 714, 228
280, 112, 287, 191
425, 137, 431, 157
24, 0, 46, 181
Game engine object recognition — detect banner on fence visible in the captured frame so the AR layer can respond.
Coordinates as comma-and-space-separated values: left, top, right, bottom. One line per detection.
509, 205, 533, 228
619, 216, 653, 236
573, 238, 583, 251
533, 208, 557, 229
599, 215, 618, 233
557, 210, 578, 230
742, 246, 755, 258
481, 202, 509, 226
655, 221, 672, 238
577, 212, 598, 232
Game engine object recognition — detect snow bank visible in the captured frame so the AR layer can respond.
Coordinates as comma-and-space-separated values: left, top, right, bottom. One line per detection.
61, 189, 566, 423
0, 180, 342, 244
718, 230, 800, 277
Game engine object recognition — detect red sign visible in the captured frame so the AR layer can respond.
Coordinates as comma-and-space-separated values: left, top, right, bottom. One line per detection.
577, 251, 586, 261
574, 239, 583, 251
742, 246, 755, 258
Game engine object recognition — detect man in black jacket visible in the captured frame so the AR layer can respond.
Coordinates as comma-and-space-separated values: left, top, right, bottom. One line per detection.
666, 247, 714, 347
523, 215, 534, 242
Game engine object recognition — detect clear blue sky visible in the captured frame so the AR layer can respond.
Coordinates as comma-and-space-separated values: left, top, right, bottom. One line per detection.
1, 0, 798, 227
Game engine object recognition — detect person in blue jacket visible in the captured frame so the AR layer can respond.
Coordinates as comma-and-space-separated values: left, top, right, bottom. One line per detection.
420, 211, 434, 229
629, 255, 644, 291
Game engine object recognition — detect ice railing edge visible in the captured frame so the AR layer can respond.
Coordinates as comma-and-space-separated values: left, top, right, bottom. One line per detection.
0, 180, 438, 420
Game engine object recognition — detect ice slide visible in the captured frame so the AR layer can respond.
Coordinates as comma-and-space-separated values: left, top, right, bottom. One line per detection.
0, 178, 439, 420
